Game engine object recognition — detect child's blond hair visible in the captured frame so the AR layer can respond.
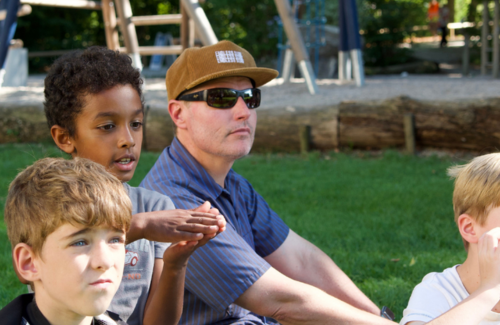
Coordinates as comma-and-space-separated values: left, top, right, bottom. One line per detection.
4, 157, 132, 256
448, 153, 500, 249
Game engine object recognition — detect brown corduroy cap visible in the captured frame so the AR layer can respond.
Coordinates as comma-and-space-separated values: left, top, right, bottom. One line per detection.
166, 40, 279, 100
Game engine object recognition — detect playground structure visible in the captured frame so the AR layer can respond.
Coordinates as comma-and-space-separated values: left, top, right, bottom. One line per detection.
16, 0, 218, 71
1, 0, 352, 94
479, 0, 500, 77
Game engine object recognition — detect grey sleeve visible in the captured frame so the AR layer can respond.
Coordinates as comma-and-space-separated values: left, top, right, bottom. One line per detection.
125, 184, 176, 258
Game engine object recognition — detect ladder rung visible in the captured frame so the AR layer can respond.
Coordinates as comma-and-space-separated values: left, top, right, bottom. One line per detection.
120, 45, 184, 56
130, 14, 182, 26
20, 0, 102, 10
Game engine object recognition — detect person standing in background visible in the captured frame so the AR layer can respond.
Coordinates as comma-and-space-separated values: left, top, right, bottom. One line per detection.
439, 4, 450, 47
428, 0, 440, 41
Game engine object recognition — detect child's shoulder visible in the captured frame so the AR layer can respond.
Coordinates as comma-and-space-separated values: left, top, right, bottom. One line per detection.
0, 293, 33, 325
123, 183, 175, 213
414, 265, 466, 298
400, 265, 467, 324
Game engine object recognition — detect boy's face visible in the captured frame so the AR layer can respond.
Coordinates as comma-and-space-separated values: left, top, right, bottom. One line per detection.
475, 206, 500, 238
33, 223, 125, 320
70, 84, 143, 182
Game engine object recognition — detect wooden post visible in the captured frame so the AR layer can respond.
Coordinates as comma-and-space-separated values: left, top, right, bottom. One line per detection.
114, 0, 142, 70
180, 0, 217, 46
299, 125, 311, 154
282, 48, 295, 83
274, 0, 318, 94
463, 32, 470, 75
180, 3, 189, 50
189, 18, 195, 47
101, 0, 119, 50
481, 0, 489, 75
494, 0, 500, 77
404, 113, 416, 155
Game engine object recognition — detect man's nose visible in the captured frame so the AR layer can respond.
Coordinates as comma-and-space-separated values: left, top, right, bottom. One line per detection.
233, 97, 251, 120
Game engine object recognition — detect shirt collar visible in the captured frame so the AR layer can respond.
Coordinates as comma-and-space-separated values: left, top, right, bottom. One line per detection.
169, 137, 227, 199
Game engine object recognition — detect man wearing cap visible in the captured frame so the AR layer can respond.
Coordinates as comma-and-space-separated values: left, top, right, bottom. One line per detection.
140, 41, 395, 325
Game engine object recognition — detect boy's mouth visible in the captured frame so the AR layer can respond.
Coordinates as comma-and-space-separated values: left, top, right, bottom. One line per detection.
117, 158, 132, 165
113, 155, 136, 172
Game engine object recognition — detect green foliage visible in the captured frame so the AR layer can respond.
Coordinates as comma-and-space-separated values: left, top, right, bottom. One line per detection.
201, 0, 279, 59
15, 5, 105, 72
362, 0, 427, 67
0, 143, 468, 322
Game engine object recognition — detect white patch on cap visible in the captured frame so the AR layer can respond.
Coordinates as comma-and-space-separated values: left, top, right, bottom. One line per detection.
215, 51, 244, 64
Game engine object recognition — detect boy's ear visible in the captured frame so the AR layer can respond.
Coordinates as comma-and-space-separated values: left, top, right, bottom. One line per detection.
51, 125, 75, 154
168, 100, 188, 130
458, 214, 479, 244
13, 243, 41, 283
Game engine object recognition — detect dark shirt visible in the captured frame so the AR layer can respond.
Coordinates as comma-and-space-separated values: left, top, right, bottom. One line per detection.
24, 300, 50, 325
140, 137, 290, 325
0, 293, 127, 325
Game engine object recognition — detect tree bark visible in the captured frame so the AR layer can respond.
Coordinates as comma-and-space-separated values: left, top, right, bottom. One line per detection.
339, 96, 500, 151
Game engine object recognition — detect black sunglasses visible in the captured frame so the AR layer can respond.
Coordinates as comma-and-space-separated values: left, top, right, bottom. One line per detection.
177, 88, 261, 109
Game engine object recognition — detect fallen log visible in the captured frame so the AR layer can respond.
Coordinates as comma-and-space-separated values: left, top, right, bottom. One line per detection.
339, 96, 500, 151
3, 96, 500, 152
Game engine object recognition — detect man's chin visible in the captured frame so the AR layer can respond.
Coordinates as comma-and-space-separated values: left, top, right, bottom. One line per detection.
223, 146, 252, 160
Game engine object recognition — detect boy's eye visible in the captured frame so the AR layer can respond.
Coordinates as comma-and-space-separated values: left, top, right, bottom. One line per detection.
99, 124, 115, 131
71, 240, 87, 247
130, 121, 143, 129
110, 236, 125, 244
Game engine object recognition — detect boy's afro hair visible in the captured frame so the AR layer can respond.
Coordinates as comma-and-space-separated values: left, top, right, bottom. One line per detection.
44, 46, 144, 136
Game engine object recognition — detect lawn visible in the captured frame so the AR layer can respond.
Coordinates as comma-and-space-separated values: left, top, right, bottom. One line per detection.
0, 143, 467, 321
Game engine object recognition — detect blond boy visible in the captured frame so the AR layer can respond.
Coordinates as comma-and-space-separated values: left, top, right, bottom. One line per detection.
1, 157, 131, 325
401, 153, 500, 325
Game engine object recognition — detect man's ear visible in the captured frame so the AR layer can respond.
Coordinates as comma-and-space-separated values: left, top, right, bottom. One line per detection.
13, 243, 41, 283
168, 100, 188, 130
458, 214, 479, 244
50, 125, 75, 155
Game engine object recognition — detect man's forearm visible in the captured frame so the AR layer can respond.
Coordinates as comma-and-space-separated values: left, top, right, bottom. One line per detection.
275, 289, 392, 325
235, 268, 394, 325
300, 252, 380, 315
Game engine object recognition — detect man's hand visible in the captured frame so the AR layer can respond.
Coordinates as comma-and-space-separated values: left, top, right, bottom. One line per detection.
478, 227, 500, 293
127, 201, 226, 244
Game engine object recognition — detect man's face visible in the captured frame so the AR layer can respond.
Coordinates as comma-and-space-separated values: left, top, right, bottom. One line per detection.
180, 76, 257, 161
69, 84, 143, 182
33, 224, 125, 320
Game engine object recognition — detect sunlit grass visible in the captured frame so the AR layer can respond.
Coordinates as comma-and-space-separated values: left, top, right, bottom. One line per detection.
0, 143, 468, 321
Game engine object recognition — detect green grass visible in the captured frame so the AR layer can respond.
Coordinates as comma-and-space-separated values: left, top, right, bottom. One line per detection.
0, 144, 467, 321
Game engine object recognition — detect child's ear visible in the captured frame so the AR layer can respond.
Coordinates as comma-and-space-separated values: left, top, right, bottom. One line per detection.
51, 125, 75, 155
168, 100, 188, 130
458, 214, 479, 244
13, 243, 41, 283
